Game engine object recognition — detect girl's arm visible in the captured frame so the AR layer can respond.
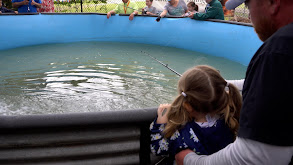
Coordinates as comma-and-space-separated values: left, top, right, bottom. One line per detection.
150, 104, 172, 156
150, 119, 170, 156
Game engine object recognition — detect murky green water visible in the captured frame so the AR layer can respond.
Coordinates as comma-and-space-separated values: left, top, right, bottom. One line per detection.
0, 41, 247, 115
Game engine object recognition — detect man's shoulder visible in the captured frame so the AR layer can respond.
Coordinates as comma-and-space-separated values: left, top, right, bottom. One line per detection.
211, 0, 223, 7
269, 23, 293, 39
263, 23, 293, 54
274, 22, 293, 40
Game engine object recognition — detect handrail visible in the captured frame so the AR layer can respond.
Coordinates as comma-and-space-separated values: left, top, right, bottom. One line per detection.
0, 108, 157, 130
0, 12, 252, 27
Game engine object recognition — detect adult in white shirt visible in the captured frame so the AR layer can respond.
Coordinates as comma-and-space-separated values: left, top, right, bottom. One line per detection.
175, 0, 293, 164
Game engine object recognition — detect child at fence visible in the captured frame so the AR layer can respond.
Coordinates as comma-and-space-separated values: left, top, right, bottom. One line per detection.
106, 0, 138, 21
142, 0, 157, 15
150, 65, 242, 164
188, 0, 224, 20
0, 0, 18, 13
183, 1, 198, 17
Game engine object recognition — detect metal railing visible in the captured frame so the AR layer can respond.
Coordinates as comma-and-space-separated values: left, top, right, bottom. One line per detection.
1, 0, 250, 23
0, 108, 160, 165
52, 0, 250, 22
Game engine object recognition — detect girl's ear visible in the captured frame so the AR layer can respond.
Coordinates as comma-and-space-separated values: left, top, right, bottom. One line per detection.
183, 102, 193, 113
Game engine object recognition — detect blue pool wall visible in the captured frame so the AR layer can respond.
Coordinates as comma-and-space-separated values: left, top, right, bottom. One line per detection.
0, 13, 265, 164
0, 13, 262, 66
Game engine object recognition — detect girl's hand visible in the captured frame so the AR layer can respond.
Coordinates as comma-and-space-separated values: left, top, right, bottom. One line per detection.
188, 12, 195, 18
156, 104, 171, 124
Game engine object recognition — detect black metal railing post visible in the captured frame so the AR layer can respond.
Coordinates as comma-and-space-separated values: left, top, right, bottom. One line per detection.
80, 0, 83, 12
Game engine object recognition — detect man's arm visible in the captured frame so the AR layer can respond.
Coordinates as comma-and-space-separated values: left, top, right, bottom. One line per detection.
192, 4, 221, 20
31, 0, 41, 8
176, 137, 293, 165
107, 10, 116, 19
129, 10, 138, 20
12, 0, 29, 8
159, 9, 167, 18
128, 2, 138, 20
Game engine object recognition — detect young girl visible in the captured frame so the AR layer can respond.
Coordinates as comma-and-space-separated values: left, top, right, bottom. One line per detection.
143, 0, 157, 15
150, 65, 242, 163
183, 1, 198, 17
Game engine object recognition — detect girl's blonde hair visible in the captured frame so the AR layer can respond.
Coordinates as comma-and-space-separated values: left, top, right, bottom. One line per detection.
164, 65, 242, 139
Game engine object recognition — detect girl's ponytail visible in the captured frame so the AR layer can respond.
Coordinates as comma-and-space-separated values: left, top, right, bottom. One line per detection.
223, 83, 242, 138
163, 95, 192, 138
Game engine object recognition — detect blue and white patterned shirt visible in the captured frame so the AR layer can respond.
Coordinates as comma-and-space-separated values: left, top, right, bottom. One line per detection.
150, 115, 234, 160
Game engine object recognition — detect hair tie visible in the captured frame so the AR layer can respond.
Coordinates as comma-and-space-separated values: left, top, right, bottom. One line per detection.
225, 82, 230, 91
181, 92, 187, 97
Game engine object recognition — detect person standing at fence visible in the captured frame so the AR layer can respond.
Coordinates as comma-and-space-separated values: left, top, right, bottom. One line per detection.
175, 0, 293, 164
106, 0, 138, 21
188, 0, 224, 20
37, 0, 54, 12
142, 0, 157, 15
156, 0, 187, 22
12, 0, 41, 13
0, 0, 18, 13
